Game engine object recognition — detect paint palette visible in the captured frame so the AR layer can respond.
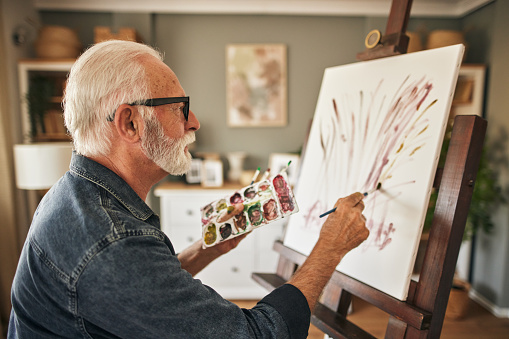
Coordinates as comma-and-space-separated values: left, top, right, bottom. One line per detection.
201, 172, 299, 248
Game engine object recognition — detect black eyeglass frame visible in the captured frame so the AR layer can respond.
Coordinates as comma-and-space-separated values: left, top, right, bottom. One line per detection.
107, 96, 190, 122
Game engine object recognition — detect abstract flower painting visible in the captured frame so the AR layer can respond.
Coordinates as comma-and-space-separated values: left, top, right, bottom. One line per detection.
227, 44, 287, 127
284, 45, 464, 300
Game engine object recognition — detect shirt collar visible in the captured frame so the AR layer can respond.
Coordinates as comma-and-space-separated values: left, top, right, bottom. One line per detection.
69, 152, 155, 221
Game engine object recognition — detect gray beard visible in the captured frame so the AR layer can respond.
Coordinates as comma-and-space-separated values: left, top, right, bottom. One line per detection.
141, 116, 194, 175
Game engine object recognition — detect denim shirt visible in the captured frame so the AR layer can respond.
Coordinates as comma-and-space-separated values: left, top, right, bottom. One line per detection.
9, 153, 310, 338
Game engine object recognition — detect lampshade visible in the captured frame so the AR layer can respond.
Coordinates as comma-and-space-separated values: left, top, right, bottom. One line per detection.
14, 142, 73, 190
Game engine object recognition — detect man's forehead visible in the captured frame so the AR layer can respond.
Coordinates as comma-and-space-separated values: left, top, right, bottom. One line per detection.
144, 57, 184, 96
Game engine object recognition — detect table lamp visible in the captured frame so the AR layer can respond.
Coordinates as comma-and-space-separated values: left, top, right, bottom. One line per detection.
14, 142, 73, 190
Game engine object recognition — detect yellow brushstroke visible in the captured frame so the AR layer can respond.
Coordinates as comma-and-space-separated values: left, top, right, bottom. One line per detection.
417, 125, 429, 136
410, 145, 423, 156
415, 99, 437, 122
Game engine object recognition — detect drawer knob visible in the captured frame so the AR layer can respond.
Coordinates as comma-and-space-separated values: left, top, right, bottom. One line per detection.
187, 236, 194, 243
231, 267, 239, 273
186, 210, 194, 216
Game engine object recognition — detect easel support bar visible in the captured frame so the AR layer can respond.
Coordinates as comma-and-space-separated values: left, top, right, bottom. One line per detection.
253, 241, 432, 330
386, 0, 413, 35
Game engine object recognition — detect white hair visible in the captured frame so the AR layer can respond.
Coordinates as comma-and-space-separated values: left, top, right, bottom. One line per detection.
63, 40, 163, 156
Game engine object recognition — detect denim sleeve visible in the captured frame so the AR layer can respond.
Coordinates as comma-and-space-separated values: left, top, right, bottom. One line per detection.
76, 234, 309, 338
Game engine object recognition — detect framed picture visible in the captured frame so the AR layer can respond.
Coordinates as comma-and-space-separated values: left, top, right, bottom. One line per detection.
451, 64, 486, 117
201, 159, 224, 187
186, 159, 202, 184
269, 153, 300, 187
226, 44, 287, 127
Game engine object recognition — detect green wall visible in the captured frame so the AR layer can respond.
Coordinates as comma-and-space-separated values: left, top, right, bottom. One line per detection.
39, 11, 463, 172
155, 14, 366, 170
41, 12, 367, 171
467, 1, 509, 311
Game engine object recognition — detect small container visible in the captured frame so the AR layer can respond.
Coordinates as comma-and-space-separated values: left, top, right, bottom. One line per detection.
446, 278, 471, 320
426, 30, 467, 60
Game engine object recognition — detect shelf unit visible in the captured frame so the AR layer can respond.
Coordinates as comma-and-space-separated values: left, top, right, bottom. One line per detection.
18, 59, 75, 143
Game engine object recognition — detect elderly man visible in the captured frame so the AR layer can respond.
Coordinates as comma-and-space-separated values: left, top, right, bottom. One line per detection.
9, 40, 368, 338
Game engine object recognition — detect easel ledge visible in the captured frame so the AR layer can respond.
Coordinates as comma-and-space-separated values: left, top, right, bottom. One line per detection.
253, 241, 432, 334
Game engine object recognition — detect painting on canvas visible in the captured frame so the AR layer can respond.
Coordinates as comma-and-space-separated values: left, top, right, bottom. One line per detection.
226, 44, 287, 127
283, 44, 464, 301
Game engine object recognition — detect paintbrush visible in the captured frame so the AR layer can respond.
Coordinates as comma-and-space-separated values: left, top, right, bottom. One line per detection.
250, 167, 261, 185
319, 183, 382, 218
279, 161, 292, 174
260, 168, 271, 181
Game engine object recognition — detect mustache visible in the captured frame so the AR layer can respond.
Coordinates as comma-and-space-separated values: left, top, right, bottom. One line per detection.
181, 131, 195, 145
184, 131, 196, 144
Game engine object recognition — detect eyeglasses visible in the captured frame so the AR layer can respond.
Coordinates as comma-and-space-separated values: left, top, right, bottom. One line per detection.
107, 96, 190, 122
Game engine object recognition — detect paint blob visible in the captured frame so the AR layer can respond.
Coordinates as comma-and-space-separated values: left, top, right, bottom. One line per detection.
230, 192, 243, 204
248, 202, 263, 227
220, 224, 232, 240
233, 212, 247, 232
244, 187, 256, 199
273, 174, 295, 213
263, 199, 278, 221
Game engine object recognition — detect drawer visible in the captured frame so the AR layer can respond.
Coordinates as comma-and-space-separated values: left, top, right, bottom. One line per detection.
167, 226, 203, 254
196, 249, 256, 289
166, 196, 214, 225
254, 220, 285, 251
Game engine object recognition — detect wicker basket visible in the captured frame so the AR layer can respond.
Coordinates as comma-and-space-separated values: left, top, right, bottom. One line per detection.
426, 30, 467, 61
406, 31, 423, 53
94, 27, 142, 44
445, 278, 471, 320
35, 25, 82, 59
427, 30, 465, 49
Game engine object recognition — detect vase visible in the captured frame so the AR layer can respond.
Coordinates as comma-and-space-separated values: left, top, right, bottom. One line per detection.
226, 152, 247, 182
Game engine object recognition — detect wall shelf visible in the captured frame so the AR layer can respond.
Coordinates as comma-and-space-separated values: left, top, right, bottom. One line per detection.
17, 59, 75, 143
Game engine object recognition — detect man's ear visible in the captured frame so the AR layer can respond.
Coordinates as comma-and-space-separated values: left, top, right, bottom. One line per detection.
113, 105, 142, 142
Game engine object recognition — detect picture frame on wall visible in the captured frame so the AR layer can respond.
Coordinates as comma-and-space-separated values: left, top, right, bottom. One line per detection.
226, 44, 287, 127
269, 153, 300, 187
451, 64, 486, 117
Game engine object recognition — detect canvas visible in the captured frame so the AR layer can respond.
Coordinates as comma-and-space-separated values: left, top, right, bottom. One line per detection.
283, 44, 464, 300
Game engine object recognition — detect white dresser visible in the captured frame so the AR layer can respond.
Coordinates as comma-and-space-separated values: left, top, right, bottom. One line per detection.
154, 181, 285, 299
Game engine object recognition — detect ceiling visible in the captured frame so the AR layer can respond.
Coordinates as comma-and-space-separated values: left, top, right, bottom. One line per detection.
34, 0, 494, 17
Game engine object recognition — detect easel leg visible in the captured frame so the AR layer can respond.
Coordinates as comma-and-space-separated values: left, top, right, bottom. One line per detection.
320, 281, 352, 317
385, 317, 408, 339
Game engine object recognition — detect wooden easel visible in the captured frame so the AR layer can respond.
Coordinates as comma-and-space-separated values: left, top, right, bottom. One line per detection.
252, 0, 488, 337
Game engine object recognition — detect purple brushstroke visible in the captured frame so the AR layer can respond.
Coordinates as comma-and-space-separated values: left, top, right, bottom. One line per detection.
305, 75, 436, 251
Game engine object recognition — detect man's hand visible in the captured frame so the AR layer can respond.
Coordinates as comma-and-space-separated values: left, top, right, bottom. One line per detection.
178, 203, 248, 275
319, 192, 369, 255
211, 203, 248, 255
288, 192, 369, 311
212, 233, 248, 255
